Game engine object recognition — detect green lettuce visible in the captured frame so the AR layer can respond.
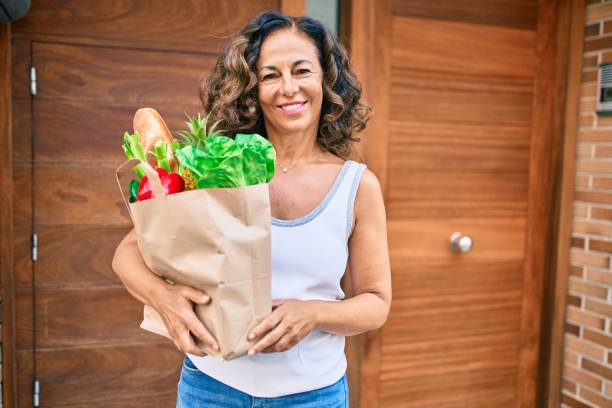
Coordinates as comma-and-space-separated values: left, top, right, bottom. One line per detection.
175, 133, 276, 189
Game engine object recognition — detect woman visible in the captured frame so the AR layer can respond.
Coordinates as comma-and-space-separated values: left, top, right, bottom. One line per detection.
112, 11, 391, 407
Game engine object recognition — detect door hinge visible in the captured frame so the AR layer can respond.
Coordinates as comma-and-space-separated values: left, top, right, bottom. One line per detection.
32, 379, 40, 407
31, 233, 38, 262
30, 66, 37, 96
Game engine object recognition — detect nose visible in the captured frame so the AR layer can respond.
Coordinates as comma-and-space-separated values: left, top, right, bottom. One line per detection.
280, 72, 298, 96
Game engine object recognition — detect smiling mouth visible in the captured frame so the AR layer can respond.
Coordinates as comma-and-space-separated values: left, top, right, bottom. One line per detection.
278, 101, 307, 114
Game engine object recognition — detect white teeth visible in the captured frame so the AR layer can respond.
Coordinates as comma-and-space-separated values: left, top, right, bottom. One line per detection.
280, 103, 303, 110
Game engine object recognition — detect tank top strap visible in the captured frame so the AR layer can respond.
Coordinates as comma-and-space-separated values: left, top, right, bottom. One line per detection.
320, 160, 367, 240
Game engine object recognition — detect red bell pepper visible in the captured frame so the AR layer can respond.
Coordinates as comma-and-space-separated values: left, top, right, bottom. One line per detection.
136, 167, 185, 201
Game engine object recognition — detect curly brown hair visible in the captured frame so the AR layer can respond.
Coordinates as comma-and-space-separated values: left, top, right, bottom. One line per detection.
199, 11, 371, 159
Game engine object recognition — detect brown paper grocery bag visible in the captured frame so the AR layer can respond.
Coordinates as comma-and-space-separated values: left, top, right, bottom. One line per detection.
116, 159, 272, 361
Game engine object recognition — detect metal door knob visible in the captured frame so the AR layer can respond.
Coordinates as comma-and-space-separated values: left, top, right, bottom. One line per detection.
450, 232, 473, 253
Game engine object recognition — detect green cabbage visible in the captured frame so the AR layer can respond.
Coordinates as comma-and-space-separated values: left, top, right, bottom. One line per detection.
175, 133, 276, 189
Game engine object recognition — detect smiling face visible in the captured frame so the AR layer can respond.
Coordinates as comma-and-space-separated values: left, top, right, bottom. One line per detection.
256, 28, 324, 138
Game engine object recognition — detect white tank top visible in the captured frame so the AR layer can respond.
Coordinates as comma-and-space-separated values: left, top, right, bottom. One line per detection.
187, 160, 367, 397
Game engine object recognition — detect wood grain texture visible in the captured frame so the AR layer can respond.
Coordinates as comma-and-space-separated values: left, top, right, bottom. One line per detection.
32, 99, 202, 166
348, 1, 393, 406
281, 0, 305, 16
34, 163, 130, 226
12, 0, 279, 52
392, 16, 536, 78
32, 42, 214, 105
379, 218, 525, 407
16, 287, 162, 351
14, 225, 131, 290
518, 0, 568, 405
547, 2, 585, 407
17, 344, 182, 407
1, 21, 17, 408
392, 0, 538, 29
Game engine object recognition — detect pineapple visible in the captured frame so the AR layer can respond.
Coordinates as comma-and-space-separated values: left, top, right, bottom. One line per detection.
175, 112, 225, 190
176, 112, 224, 150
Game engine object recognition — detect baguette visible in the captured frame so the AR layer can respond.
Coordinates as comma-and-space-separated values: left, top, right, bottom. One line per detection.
133, 108, 176, 170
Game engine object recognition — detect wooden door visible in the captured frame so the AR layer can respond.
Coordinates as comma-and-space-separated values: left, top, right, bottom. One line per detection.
10, 1, 279, 406
347, 0, 564, 407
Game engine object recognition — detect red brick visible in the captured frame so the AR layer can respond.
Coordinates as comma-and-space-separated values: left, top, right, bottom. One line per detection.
583, 70, 599, 83
589, 238, 612, 251
572, 236, 586, 249
582, 83, 599, 98
584, 55, 599, 68
567, 306, 606, 330
597, 115, 612, 126
568, 293, 583, 307
568, 278, 608, 299
570, 265, 585, 278
591, 177, 612, 189
582, 358, 612, 380
586, 269, 612, 285
576, 160, 612, 173
561, 393, 593, 408
584, 328, 612, 348
574, 203, 589, 217
566, 334, 606, 360
590, 207, 612, 220
585, 35, 612, 52
566, 322, 581, 336
579, 130, 612, 141
575, 175, 590, 188
595, 145, 612, 157
587, 3, 612, 21
570, 249, 610, 268
588, 22, 602, 36
563, 379, 578, 394
565, 363, 603, 390
581, 114, 596, 127
574, 190, 612, 204
578, 387, 612, 408
585, 298, 612, 318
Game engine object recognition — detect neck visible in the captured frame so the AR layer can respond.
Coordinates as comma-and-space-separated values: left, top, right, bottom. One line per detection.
266, 124, 324, 166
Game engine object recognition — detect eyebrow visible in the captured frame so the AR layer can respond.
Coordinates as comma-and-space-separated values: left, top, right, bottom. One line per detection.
258, 59, 313, 72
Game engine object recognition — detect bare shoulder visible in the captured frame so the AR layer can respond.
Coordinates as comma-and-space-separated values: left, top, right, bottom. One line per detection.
353, 167, 386, 228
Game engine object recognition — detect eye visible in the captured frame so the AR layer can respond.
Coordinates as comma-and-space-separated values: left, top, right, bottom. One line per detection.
295, 68, 312, 76
260, 73, 278, 82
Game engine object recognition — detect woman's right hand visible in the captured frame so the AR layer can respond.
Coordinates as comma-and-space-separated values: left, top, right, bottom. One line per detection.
150, 283, 219, 356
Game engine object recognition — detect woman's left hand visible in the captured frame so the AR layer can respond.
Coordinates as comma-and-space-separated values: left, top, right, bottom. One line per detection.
247, 299, 318, 355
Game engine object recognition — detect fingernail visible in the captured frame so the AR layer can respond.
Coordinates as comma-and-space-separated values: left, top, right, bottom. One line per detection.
248, 349, 255, 356
214, 344, 219, 351
248, 333, 254, 340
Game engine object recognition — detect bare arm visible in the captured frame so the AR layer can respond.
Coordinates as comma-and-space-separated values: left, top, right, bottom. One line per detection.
313, 168, 392, 336
112, 228, 219, 355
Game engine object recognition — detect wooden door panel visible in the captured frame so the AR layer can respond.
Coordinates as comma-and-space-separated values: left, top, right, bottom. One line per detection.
14, 0, 279, 52
17, 288, 156, 349
17, 345, 182, 407
379, 219, 524, 406
34, 164, 129, 226
16, 225, 130, 289
392, 16, 535, 77
353, 1, 541, 404
392, 0, 537, 29
33, 100, 201, 165
32, 42, 213, 104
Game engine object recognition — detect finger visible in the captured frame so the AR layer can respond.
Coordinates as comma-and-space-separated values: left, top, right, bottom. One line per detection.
177, 327, 207, 356
248, 309, 282, 341
180, 286, 211, 305
184, 313, 219, 351
249, 324, 286, 356
272, 300, 286, 308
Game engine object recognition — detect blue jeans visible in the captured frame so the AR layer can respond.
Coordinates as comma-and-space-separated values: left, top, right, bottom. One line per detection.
177, 356, 349, 407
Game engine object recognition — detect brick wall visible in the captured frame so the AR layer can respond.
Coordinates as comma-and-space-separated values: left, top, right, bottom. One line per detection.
563, 1, 612, 407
